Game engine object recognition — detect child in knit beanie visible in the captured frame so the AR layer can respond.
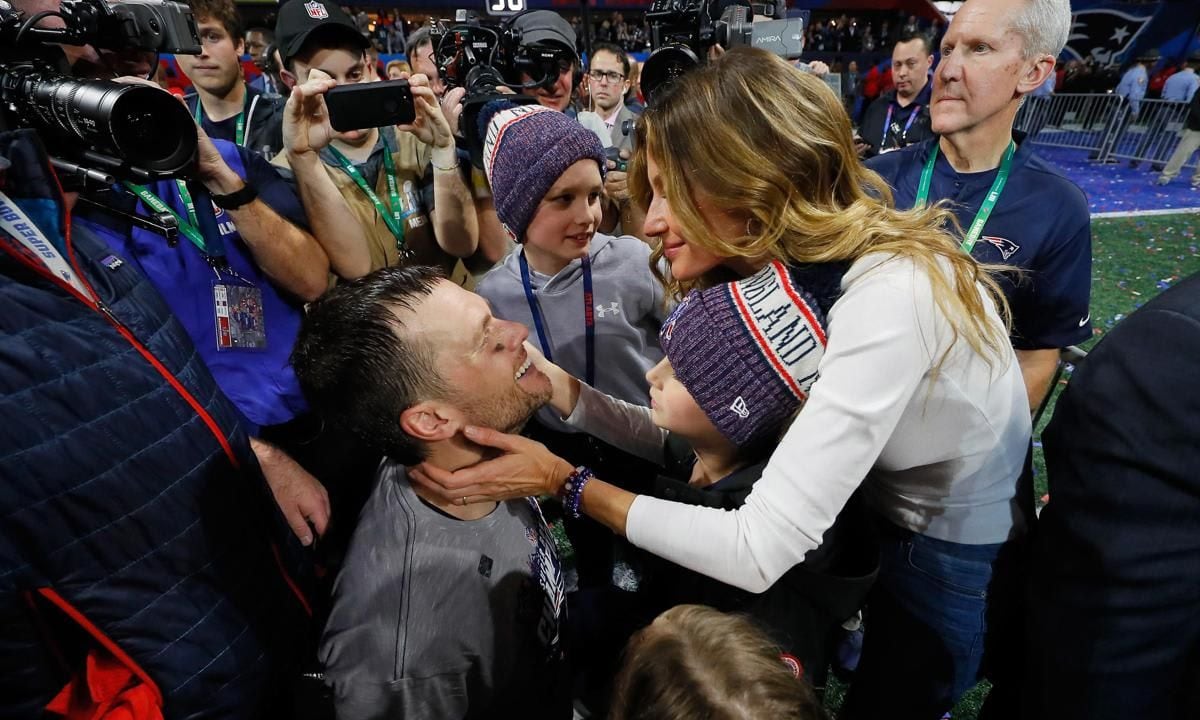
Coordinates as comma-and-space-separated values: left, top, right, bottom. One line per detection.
473, 100, 671, 689
538, 259, 877, 691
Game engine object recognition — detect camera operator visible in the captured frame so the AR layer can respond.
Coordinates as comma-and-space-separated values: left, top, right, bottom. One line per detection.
271, 0, 478, 284
0, 2, 319, 716
509, 11, 607, 140
177, 0, 285, 157
407, 24, 512, 277
406, 26, 445, 99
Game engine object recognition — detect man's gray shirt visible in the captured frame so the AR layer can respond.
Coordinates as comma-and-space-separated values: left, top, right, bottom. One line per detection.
320, 461, 565, 719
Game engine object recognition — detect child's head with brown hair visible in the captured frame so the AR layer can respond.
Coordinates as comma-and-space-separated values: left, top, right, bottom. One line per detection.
610, 605, 828, 720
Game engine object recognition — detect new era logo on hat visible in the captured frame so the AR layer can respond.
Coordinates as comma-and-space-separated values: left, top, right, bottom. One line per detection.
304, 1, 329, 19
659, 259, 835, 448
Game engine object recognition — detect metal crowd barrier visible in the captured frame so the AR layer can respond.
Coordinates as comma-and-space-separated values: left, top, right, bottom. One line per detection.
1014, 93, 1123, 150
1014, 93, 1199, 171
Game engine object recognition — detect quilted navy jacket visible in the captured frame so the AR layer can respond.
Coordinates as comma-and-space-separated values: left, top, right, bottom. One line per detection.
0, 130, 309, 718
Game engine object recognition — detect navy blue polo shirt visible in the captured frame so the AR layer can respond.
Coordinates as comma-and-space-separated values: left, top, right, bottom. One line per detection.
867, 137, 1092, 350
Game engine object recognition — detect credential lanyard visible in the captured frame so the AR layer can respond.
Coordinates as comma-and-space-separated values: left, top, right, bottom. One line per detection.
327, 142, 410, 257
915, 140, 1015, 255
0, 189, 95, 301
123, 181, 226, 261
194, 92, 247, 147
519, 250, 595, 387
881, 102, 921, 148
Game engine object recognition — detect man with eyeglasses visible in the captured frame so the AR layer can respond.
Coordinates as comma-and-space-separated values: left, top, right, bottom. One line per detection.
175, 0, 285, 157
582, 42, 638, 153
578, 42, 644, 238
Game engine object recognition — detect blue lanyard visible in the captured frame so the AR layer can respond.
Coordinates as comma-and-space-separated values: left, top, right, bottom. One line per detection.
881, 102, 921, 148
519, 250, 595, 386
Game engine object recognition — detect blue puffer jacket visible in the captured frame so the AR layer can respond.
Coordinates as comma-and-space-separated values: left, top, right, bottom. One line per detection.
0, 130, 309, 718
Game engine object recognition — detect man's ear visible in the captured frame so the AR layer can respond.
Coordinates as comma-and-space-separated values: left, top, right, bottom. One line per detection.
236, 39, 246, 57
400, 401, 462, 443
280, 67, 298, 91
1017, 55, 1054, 95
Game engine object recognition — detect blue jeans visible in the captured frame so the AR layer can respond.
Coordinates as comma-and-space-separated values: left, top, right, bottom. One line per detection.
839, 521, 1025, 720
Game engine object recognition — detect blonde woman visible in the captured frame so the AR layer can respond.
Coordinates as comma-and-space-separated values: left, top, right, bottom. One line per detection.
410, 48, 1032, 716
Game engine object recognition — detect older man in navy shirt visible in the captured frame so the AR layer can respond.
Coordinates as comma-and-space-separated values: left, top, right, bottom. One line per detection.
868, 0, 1091, 414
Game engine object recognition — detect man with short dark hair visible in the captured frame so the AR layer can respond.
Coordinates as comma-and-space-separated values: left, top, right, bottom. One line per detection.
581, 42, 637, 151
405, 26, 444, 98
177, 0, 285, 156
245, 26, 273, 65
857, 31, 934, 157
292, 266, 568, 719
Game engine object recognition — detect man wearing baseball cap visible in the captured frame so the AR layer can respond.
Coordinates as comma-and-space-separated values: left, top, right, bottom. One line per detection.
271, 0, 479, 285
510, 10, 581, 114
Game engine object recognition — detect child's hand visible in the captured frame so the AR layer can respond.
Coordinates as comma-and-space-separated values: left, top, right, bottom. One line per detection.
524, 341, 580, 417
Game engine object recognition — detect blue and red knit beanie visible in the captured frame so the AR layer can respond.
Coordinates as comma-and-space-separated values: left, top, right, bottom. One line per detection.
659, 260, 832, 447
479, 100, 606, 242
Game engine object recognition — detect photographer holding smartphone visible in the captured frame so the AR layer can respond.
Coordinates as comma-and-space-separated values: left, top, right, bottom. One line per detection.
271, 0, 478, 284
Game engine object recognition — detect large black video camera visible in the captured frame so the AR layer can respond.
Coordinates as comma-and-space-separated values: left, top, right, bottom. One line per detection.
429, 9, 575, 168
642, 0, 807, 103
0, 0, 202, 183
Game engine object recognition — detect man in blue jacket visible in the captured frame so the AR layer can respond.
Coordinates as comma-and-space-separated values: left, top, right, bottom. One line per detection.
0, 127, 312, 718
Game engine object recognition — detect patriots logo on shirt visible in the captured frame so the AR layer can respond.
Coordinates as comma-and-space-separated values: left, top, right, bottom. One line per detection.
982, 235, 1021, 261
1065, 10, 1152, 66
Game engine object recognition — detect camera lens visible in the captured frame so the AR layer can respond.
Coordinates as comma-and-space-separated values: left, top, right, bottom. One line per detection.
4, 68, 198, 177
641, 44, 701, 104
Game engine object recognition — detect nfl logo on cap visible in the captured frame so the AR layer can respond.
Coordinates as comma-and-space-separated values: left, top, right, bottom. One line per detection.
304, 1, 329, 19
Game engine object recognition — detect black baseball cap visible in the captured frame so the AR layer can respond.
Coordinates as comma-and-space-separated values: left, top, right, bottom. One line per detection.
275, 0, 369, 66
512, 11, 576, 55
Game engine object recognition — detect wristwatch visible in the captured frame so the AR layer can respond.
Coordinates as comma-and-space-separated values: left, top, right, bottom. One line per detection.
210, 182, 258, 210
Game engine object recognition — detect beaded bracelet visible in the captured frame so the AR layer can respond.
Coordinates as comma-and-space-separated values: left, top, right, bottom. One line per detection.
561, 466, 594, 519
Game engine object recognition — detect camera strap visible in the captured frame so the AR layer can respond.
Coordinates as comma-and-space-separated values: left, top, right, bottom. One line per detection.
881, 102, 921, 149
193, 91, 249, 147
519, 249, 595, 387
327, 139, 411, 258
915, 140, 1015, 255
123, 181, 227, 261
0, 190, 96, 301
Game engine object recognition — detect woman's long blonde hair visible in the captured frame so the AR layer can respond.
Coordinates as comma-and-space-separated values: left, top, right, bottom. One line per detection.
629, 48, 1011, 370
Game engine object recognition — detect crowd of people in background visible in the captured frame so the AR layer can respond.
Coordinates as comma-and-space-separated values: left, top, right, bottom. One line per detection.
3, 0, 1200, 718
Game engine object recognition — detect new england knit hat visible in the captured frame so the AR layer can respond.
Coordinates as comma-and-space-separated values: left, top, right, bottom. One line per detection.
659, 260, 830, 447
479, 100, 606, 242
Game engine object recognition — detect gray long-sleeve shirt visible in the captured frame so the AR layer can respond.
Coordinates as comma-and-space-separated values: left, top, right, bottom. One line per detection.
320, 462, 566, 719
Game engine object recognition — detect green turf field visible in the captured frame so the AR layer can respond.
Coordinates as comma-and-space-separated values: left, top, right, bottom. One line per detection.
823, 211, 1200, 718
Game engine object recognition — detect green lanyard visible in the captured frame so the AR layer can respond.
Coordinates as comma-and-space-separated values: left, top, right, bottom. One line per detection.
123, 181, 225, 259
194, 92, 248, 147
327, 141, 409, 257
915, 140, 1015, 255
